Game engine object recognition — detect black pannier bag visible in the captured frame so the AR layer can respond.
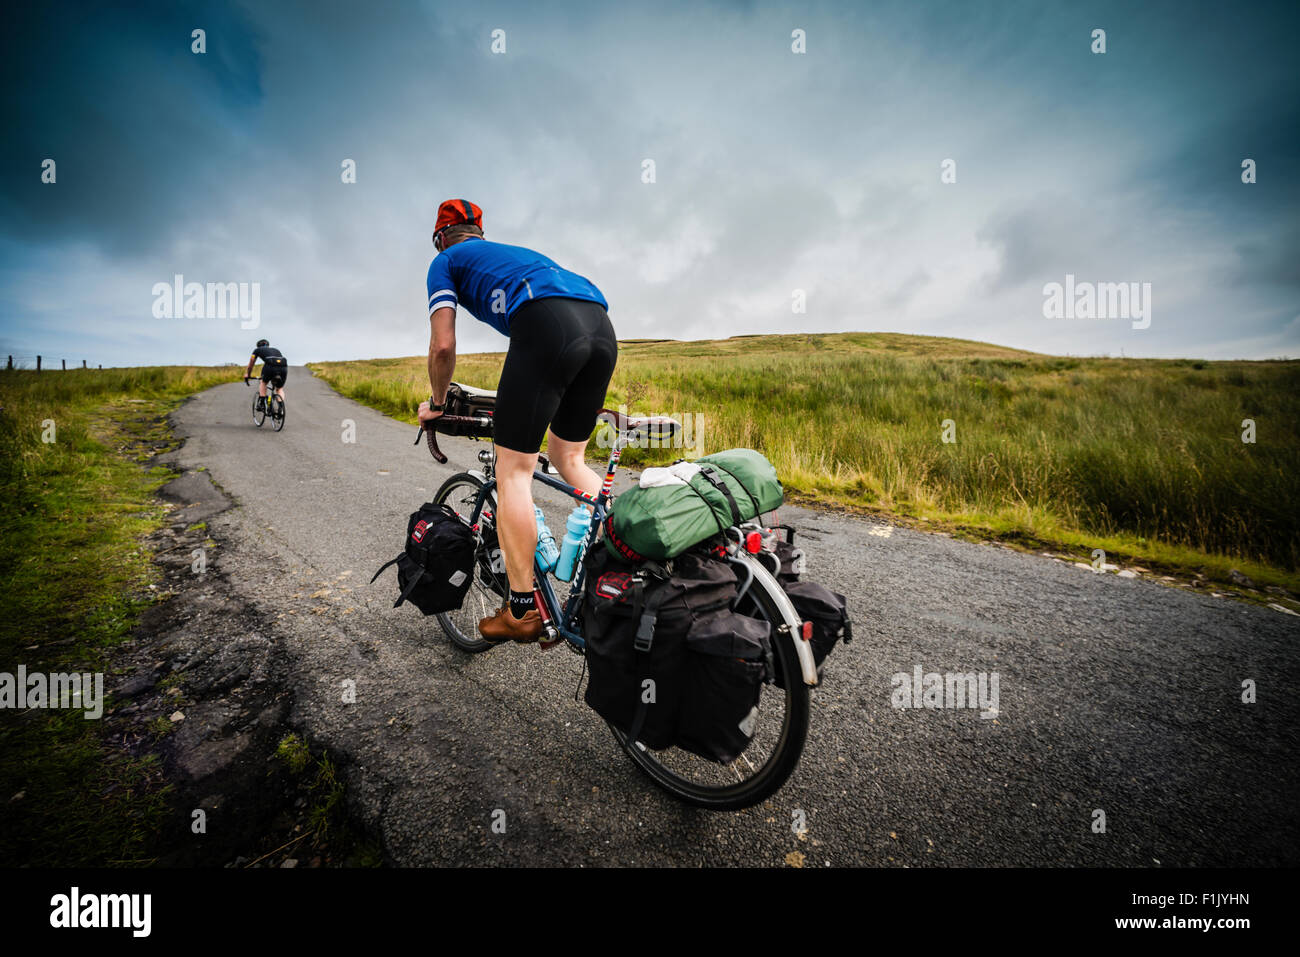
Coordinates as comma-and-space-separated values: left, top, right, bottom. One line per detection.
675, 609, 772, 764
777, 580, 851, 688
756, 525, 851, 688
436, 382, 496, 438
581, 547, 730, 750
371, 503, 476, 614
581, 546, 773, 762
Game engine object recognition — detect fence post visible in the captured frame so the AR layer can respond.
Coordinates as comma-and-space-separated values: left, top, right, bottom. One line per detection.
36, 355, 41, 371
62, 359, 66, 370
98, 364, 102, 370
83, 359, 87, 369
6, 356, 11, 370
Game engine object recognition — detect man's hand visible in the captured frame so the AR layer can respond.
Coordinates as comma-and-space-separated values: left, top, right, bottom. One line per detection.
417, 400, 443, 425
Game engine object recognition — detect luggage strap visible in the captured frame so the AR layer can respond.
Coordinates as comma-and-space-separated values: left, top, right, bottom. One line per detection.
682, 476, 730, 539
370, 554, 428, 609
695, 465, 743, 526
627, 568, 672, 745
369, 556, 399, 585
629, 561, 670, 653
699, 463, 763, 521
393, 563, 429, 609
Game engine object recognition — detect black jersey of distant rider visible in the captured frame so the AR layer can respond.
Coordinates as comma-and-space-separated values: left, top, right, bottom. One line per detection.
252, 346, 285, 362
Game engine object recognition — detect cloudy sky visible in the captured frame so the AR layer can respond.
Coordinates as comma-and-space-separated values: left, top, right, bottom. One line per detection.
2, 0, 1297, 367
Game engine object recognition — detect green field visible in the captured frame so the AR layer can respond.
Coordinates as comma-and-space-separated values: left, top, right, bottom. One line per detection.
311, 332, 1300, 588
0, 364, 241, 864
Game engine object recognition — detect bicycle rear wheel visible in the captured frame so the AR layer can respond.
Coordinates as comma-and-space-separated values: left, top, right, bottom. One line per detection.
270, 394, 286, 431
252, 392, 266, 427
607, 554, 810, 811
432, 473, 506, 653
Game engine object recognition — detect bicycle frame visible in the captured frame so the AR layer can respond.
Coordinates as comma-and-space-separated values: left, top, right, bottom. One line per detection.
443, 423, 822, 685
461, 435, 629, 650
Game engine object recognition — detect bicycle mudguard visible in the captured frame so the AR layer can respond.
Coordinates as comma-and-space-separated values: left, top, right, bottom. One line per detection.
732, 551, 819, 687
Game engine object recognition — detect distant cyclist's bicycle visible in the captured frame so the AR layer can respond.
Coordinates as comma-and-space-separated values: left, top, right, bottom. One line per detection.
246, 376, 286, 431
417, 395, 817, 811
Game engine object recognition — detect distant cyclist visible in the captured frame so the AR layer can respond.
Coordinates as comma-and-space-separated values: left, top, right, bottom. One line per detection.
417, 199, 617, 644
245, 338, 288, 411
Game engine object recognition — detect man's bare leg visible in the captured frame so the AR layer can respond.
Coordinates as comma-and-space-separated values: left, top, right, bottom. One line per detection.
544, 431, 600, 503
492, 445, 540, 597
474, 444, 548, 642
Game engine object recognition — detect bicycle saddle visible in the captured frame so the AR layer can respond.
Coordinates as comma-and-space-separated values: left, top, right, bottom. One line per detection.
598, 408, 681, 439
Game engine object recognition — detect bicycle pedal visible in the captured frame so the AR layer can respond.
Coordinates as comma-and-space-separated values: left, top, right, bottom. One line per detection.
538, 634, 563, 651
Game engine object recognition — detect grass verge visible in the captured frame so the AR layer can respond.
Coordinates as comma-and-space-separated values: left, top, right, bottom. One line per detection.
0, 365, 240, 866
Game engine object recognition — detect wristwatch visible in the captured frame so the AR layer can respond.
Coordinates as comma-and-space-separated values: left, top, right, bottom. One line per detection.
429, 396, 445, 412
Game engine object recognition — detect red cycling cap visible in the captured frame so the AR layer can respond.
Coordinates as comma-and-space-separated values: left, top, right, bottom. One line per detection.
434, 199, 483, 237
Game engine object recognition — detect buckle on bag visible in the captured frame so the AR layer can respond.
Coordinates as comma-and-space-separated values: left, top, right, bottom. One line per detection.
634, 612, 656, 653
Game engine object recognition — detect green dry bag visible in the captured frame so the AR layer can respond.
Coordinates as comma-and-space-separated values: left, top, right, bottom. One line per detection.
604, 448, 784, 562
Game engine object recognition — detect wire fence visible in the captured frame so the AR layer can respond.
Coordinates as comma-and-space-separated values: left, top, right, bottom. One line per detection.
3, 357, 248, 370
4, 355, 103, 371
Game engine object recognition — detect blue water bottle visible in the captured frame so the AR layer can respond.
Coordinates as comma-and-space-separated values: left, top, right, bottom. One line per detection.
555, 505, 592, 582
534, 506, 559, 573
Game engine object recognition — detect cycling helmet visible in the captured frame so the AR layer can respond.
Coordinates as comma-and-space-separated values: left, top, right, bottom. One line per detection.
256, 339, 269, 347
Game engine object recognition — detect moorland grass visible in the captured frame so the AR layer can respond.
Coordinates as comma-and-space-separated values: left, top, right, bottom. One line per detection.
311, 333, 1299, 587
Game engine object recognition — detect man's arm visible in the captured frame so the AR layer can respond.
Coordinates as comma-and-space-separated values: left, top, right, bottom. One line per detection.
245, 354, 256, 380
419, 307, 456, 422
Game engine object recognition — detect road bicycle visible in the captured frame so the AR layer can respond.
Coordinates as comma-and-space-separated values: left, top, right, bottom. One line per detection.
417, 398, 818, 810
246, 374, 286, 431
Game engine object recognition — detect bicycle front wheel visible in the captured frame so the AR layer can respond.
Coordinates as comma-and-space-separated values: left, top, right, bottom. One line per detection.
433, 472, 506, 653
607, 554, 810, 811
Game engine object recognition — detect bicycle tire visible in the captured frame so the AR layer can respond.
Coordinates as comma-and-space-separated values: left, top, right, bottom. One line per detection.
607, 558, 810, 811
271, 395, 286, 431
252, 392, 266, 427
432, 472, 505, 653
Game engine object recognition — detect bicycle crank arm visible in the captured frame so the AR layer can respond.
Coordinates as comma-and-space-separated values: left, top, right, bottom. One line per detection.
533, 585, 562, 649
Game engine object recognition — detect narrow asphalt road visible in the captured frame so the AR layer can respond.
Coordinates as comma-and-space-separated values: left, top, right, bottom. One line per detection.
167, 367, 1299, 866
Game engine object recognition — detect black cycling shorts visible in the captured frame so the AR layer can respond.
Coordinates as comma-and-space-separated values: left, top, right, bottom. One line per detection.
260, 358, 288, 386
494, 297, 618, 454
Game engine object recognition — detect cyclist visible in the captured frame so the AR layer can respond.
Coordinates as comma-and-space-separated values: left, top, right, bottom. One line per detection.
417, 199, 617, 644
245, 338, 288, 411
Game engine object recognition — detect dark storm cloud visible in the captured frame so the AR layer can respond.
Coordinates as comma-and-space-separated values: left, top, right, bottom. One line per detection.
1, 0, 264, 257
1, 0, 1297, 365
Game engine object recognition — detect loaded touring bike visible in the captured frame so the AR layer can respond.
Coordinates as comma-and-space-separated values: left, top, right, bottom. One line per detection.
417, 388, 822, 811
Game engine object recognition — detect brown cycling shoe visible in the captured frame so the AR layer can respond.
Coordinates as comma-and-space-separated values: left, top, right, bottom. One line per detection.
478, 606, 545, 644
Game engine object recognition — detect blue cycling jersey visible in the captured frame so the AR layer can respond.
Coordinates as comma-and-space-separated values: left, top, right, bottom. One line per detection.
426, 237, 608, 337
